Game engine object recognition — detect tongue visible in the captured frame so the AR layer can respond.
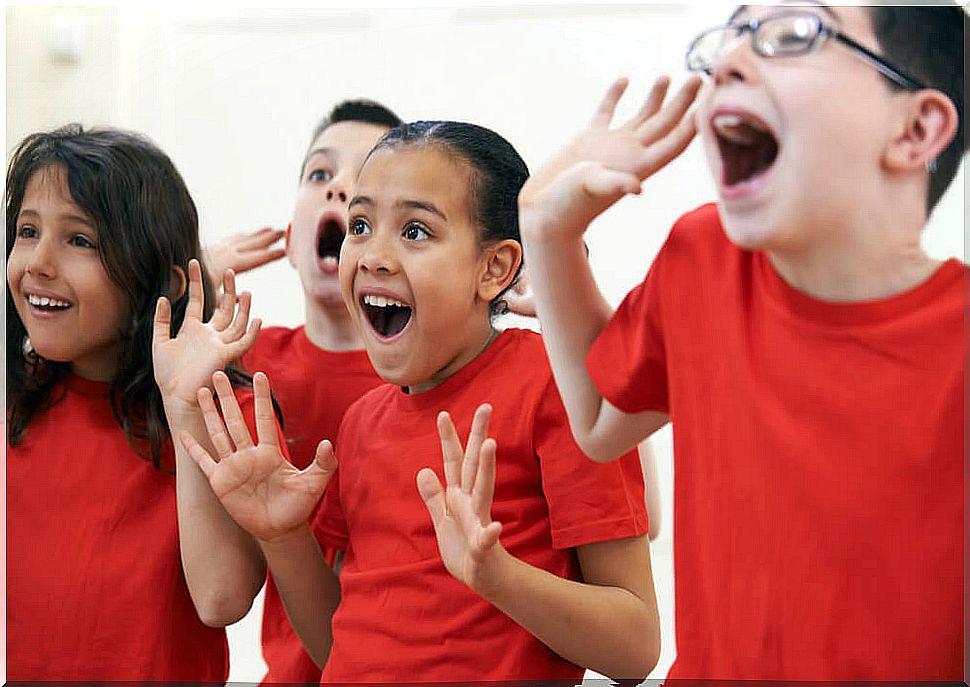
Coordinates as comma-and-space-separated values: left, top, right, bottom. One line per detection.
369, 304, 411, 337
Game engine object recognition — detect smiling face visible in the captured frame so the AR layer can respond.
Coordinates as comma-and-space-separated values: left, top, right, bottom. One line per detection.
340, 145, 509, 392
287, 120, 391, 310
6, 165, 130, 382
696, 3, 903, 251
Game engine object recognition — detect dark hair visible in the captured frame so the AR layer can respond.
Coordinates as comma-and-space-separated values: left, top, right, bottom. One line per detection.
867, 5, 966, 213
5, 124, 252, 470
299, 99, 402, 179
369, 120, 529, 316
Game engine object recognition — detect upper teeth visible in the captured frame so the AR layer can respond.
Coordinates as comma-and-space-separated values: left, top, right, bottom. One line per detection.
363, 294, 407, 308
28, 294, 69, 307
713, 114, 768, 144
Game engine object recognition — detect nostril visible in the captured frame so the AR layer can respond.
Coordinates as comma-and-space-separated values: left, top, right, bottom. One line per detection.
338, 191, 347, 203
326, 189, 334, 200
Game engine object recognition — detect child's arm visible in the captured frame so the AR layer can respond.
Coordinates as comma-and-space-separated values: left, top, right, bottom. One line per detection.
640, 440, 662, 541
203, 226, 286, 291
179, 371, 340, 666
417, 405, 659, 680
153, 259, 266, 626
519, 76, 701, 461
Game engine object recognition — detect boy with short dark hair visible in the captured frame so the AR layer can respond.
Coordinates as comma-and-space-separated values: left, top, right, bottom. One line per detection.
521, 4, 965, 680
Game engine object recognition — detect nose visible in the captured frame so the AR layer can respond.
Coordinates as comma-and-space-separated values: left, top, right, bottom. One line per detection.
326, 173, 349, 205
358, 229, 397, 275
709, 29, 760, 87
24, 236, 57, 279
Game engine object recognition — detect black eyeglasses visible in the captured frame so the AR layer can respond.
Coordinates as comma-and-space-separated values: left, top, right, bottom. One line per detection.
685, 11, 927, 91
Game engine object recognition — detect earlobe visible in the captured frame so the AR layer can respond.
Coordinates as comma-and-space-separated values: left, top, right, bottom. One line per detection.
478, 240, 523, 302
170, 265, 187, 300
884, 90, 958, 172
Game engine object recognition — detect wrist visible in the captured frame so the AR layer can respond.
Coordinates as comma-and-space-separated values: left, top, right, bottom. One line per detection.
468, 543, 516, 602
258, 523, 314, 555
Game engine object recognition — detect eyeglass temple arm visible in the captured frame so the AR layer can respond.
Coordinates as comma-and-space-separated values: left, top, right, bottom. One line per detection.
829, 31, 926, 91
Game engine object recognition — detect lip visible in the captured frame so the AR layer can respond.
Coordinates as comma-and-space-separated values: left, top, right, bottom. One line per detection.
356, 285, 413, 344
708, 105, 780, 202
315, 209, 347, 275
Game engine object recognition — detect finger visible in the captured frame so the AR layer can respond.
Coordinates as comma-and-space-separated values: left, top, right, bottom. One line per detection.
416, 467, 447, 527
472, 437, 498, 525
635, 110, 698, 179
179, 429, 219, 480
476, 521, 503, 552
212, 371, 255, 451
252, 372, 281, 449
626, 75, 670, 129
299, 439, 337, 500
461, 404, 492, 494
503, 284, 536, 318
185, 259, 205, 322
152, 297, 171, 349
636, 75, 703, 144
210, 269, 236, 330
436, 411, 463, 489
225, 318, 262, 361
234, 247, 288, 272
224, 291, 253, 341
580, 163, 642, 200
197, 387, 235, 460
589, 77, 629, 128
239, 227, 285, 250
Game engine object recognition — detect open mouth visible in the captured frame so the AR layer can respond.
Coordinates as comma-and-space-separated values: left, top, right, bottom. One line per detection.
27, 293, 72, 311
361, 293, 412, 339
317, 216, 345, 271
712, 113, 779, 188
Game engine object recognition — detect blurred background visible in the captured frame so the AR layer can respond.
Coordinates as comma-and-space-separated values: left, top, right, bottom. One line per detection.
6, 3, 964, 683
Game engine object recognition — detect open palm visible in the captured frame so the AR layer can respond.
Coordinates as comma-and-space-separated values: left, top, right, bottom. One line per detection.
180, 370, 336, 542
416, 404, 504, 592
153, 259, 260, 411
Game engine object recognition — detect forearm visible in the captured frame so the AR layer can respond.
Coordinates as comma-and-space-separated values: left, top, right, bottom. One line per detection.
520, 222, 615, 451
478, 547, 660, 680
168, 403, 266, 626
260, 526, 341, 669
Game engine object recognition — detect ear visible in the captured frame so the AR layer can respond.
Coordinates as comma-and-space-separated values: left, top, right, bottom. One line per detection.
169, 265, 187, 300
883, 89, 959, 173
284, 222, 297, 267
477, 239, 523, 303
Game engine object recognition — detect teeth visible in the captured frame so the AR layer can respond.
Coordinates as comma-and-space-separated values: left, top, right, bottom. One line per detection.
321, 256, 338, 267
363, 294, 407, 308
28, 294, 70, 308
713, 114, 768, 145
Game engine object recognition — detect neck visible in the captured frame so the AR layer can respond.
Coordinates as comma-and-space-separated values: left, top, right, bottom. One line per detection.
304, 302, 363, 352
766, 195, 940, 302
407, 323, 498, 395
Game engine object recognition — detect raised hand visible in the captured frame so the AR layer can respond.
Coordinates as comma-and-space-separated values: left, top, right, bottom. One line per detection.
416, 404, 505, 594
180, 371, 336, 542
203, 227, 286, 288
153, 258, 260, 412
519, 75, 702, 242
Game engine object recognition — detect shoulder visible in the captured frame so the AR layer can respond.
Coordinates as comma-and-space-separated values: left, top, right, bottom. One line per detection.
665, 203, 728, 254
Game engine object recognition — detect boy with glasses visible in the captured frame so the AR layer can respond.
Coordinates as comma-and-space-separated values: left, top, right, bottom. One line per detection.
520, 4, 964, 680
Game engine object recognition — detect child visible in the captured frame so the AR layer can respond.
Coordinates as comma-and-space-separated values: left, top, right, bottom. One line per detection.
5, 125, 258, 680
519, 4, 964, 681
181, 121, 658, 682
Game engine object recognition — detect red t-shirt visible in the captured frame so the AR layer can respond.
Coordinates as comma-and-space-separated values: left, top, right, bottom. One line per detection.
244, 326, 383, 684
587, 203, 964, 680
313, 327, 648, 682
6, 374, 230, 681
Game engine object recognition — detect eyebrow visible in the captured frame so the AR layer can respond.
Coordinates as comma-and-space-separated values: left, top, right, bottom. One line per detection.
731, 1, 837, 23
348, 196, 448, 221
18, 208, 95, 227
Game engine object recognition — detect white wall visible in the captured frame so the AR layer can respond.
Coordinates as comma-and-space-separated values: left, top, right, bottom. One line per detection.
6, 4, 965, 684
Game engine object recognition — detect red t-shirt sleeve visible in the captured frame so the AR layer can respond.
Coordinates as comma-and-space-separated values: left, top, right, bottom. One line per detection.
534, 376, 648, 550
586, 246, 669, 415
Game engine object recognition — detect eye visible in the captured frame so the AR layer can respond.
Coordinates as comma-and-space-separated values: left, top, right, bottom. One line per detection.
348, 218, 371, 236
308, 168, 334, 183
402, 223, 430, 241
70, 234, 97, 249
16, 224, 38, 240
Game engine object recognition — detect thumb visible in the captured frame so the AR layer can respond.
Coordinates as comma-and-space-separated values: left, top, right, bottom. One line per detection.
416, 467, 447, 527
301, 440, 337, 495
152, 296, 171, 349
579, 162, 642, 200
